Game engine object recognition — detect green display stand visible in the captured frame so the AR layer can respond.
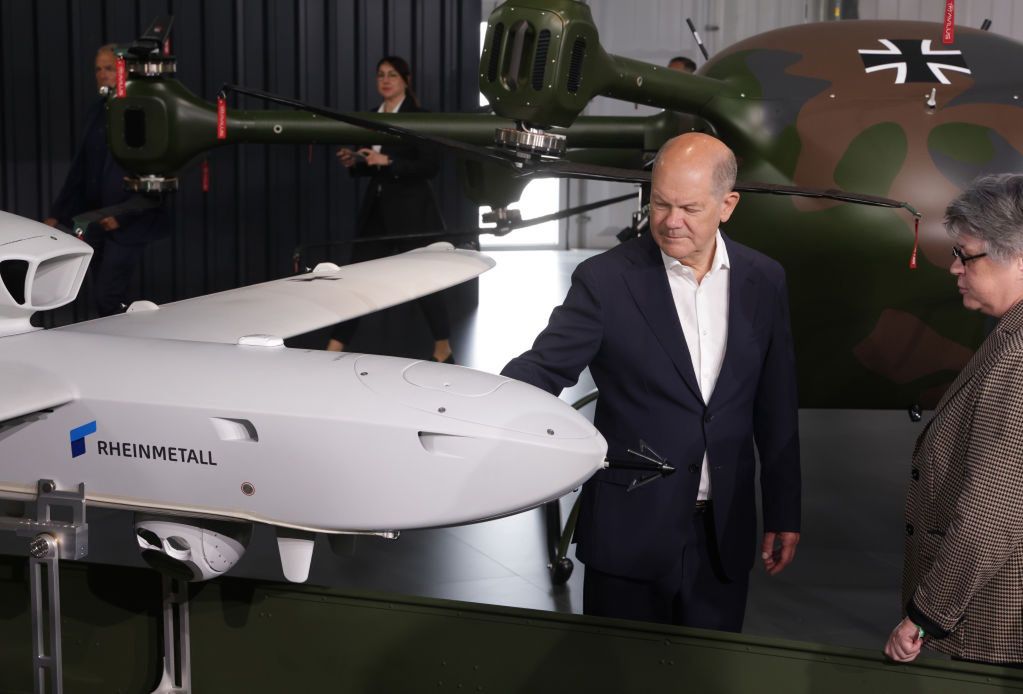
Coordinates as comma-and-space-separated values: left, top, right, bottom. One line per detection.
1, 557, 1021, 693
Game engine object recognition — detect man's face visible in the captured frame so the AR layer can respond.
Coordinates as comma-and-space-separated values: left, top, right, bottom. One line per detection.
95, 50, 116, 90
649, 159, 739, 263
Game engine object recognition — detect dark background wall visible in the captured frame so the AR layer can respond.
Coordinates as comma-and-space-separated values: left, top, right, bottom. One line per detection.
0, 0, 482, 325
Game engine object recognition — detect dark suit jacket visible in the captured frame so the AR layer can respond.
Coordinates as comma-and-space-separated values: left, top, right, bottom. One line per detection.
502, 232, 801, 581
348, 100, 445, 250
50, 98, 171, 246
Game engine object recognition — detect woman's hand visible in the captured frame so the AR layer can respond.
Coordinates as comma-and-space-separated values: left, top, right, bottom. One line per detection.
884, 618, 925, 663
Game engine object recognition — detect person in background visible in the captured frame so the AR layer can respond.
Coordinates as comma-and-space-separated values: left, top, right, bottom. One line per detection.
885, 174, 1023, 667
45, 44, 172, 316
668, 56, 697, 73
502, 133, 801, 632
326, 55, 453, 363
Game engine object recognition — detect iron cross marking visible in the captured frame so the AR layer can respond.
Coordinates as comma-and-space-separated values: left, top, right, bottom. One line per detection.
858, 39, 970, 85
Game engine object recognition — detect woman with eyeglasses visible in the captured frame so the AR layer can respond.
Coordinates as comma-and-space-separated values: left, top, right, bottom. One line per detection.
885, 173, 1023, 667
326, 55, 453, 363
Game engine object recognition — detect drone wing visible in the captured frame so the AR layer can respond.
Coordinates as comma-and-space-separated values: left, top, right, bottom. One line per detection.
61, 243, 494, 344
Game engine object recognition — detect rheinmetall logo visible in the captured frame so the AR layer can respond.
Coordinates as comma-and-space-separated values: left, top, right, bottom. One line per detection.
70, 421, 97, 458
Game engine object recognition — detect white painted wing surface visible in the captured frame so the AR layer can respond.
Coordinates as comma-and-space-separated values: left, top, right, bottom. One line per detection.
60, 243, 494, 343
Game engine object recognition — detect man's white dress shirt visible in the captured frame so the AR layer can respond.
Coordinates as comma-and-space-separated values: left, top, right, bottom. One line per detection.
660, 230, 730, 501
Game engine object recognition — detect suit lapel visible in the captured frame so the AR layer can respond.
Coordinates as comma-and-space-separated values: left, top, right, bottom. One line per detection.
623, 238, 703, 402
921, 301, 1023, 437
709, 237, 759, 408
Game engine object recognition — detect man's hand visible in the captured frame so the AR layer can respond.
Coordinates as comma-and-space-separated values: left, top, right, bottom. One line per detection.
43, 217, 58, 227
884, 617, 924, 663
761, 531, 799, 575
99, 217, 119, 231
360, 148, 390, 167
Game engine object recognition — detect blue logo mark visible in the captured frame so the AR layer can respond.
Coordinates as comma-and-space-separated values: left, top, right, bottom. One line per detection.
70, 421, 97, 458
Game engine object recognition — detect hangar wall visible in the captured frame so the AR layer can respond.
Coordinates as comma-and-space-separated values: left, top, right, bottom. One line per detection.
567, 0, 1023, 249
0, 0, 481, 325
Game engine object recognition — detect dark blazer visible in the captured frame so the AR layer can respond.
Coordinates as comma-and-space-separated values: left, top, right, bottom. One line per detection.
348, 99, 445, 248
502, 232, 801, 581
902, 299, 1023, 664
50, 98, 171, 246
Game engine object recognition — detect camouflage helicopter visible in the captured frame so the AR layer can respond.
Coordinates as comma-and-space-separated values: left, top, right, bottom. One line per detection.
101, 0, 1022, 410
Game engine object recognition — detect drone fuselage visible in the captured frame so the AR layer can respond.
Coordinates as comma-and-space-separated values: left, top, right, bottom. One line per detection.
0, 328, 604, 533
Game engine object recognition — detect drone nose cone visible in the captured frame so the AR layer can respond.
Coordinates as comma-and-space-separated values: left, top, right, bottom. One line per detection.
351, 355, 606, 526
398, 360, 597, 439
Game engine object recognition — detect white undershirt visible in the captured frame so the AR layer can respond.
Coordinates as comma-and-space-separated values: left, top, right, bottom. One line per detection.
372, 97, 405, 153
661, 230, 730, 500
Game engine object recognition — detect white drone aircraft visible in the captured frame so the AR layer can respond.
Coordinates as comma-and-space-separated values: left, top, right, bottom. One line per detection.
0, 210, 607, 583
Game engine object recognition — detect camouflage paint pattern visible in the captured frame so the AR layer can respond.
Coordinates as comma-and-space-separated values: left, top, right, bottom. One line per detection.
689, 21, 1023, 407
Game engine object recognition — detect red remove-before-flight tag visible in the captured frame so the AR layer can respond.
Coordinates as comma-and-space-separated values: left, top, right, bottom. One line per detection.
910, 217, 919, 269
216, 96, 227, 140
943, 1, 955, 44
115, 57, 127, 98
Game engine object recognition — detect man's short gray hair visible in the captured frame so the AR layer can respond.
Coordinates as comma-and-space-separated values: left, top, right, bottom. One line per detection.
945, 173, 1023, 262
711, 149, 738, 198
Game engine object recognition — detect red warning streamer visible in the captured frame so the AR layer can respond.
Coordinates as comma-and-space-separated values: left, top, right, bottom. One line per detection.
115, 57, 127, 98
910, 217, 919, 269
943, 0, 955, 44
216, 95, 228, 140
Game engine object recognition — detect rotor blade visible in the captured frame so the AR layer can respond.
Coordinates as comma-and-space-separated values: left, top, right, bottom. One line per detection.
290, 192, 639, 271
735, 181, 921, 216
494, 192, 637, 231
128, 16, 174, 57
535, 159, 651, 184
533, 160, 919, 215
687, 18, 710, 61
222, 85, 919, 217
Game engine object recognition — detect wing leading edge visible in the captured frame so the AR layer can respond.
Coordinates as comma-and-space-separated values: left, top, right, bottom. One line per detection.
61, 243, 495, 344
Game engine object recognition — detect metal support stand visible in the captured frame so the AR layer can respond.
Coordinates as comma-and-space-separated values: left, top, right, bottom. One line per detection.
151, 575, 191, 694
0, 479, 89, 694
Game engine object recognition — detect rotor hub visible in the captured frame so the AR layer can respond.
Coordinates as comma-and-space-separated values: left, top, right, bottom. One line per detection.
125, 57, 178, 78
494, 126, 566, 158
481, 207, 522, 236
124, 175, 178, 193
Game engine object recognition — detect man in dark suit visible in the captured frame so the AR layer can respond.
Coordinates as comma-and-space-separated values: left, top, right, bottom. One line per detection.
45, 44, 172, 317
502, 133, 801, 631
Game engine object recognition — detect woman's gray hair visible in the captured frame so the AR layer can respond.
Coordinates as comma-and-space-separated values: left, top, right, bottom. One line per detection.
944, 173, 1023, 261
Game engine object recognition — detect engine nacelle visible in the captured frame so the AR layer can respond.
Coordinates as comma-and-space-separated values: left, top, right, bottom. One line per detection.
134, 514, 251, 582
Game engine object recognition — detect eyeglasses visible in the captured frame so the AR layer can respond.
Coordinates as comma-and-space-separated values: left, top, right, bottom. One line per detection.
952, 245, 988, 266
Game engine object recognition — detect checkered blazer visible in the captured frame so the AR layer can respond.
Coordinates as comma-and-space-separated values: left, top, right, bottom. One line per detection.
902, 299, 1023, 664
